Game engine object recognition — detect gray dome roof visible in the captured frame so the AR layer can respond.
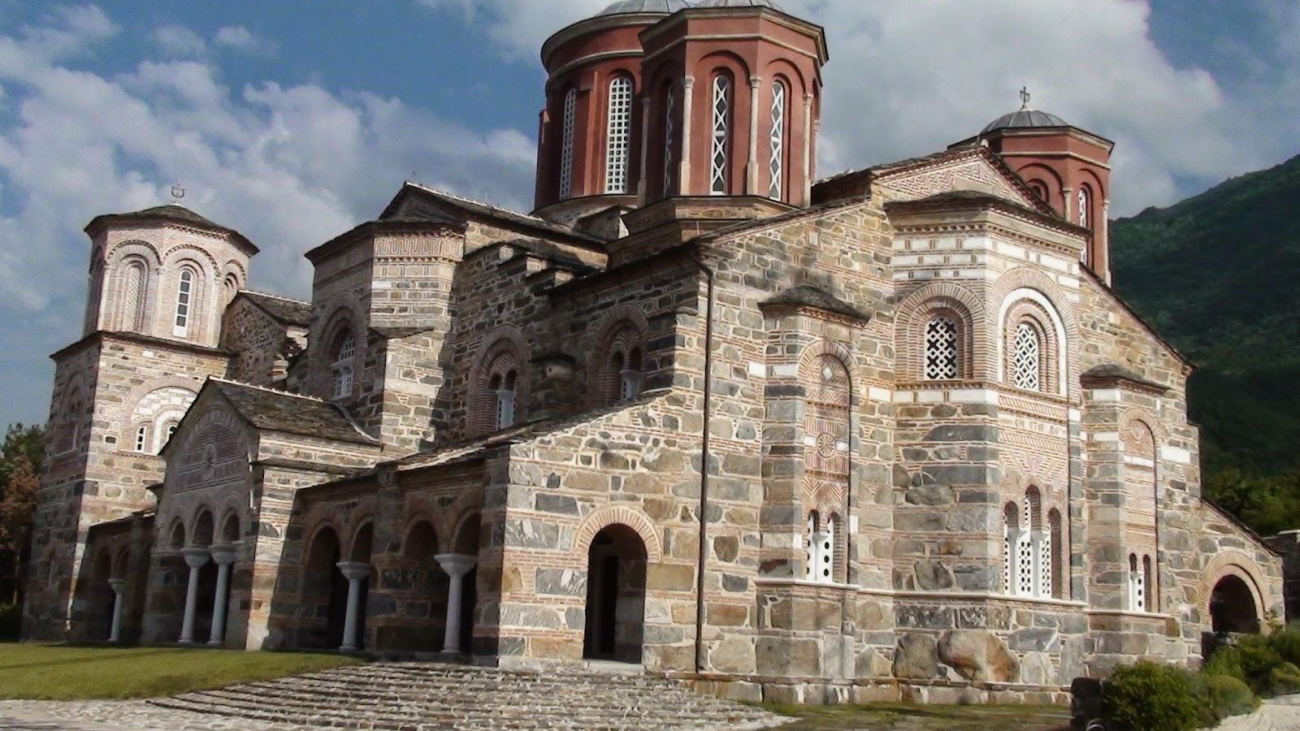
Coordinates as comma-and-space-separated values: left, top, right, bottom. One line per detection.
982, 108, 1069, 134
695, 0, 785, 8
595, 0, 692, 16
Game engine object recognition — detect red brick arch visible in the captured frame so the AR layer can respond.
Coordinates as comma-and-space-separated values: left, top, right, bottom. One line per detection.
1201, 550, 1270, 629
574, 506, 663, 564
897, 282, 984, 382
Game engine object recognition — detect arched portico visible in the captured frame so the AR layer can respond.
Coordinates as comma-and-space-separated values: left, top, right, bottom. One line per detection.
1211, 575, 1262, 635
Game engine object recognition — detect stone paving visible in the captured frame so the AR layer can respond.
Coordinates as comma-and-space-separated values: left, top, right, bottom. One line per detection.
1216, 696, 1300, 731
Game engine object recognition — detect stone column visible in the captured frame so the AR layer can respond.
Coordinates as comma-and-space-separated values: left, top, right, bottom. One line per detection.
207, 544, 237, 646
336, 561, 371, 652
107, 579, 127, 643
802, 94, 814, 207
747, 75, 762, 195
637, 94, 652, 203
179, 548, 210, 644
436, 554, 478, 655
678, 76, 695, 194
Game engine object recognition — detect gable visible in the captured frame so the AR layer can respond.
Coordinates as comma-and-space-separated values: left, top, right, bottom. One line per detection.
874, 151, 1039, 209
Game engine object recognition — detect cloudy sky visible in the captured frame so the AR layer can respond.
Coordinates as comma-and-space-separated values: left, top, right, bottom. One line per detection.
0, 0, 1297, 426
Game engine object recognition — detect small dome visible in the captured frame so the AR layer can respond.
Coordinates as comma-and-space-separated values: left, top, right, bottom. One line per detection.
982, 108, 1069, 135
595, 0, 692, 16
695, 0, 785, 9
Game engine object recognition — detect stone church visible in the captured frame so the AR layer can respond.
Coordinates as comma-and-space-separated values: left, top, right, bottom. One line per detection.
24, 0, 1286, 705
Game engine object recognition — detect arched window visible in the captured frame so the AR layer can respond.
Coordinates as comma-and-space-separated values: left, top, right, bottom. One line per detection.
1002, 503, 1019, 595
491, 369, 517, 429
1005, 490, 1054, 598
1078, 187, 1091, 229
804, 511, 835, 584
121, 260, 148, 332
768, 80, 786, 201
924, 316, 959, 380
223, 274, 239, 307
1012, 322, 1042, 391
662, 83, 676, 198
331, 331, 356, 399
1129, 553, 1146, 612
162, 422, 179, 450
1029, 180, 1048, 202
710, 74, 731, 196
173, 267, 196, 337
618, 347, 643, 402
604, 76, 633, 194
1048, 508, 1064, 599
559, 88, 578, 200
134, 425, 148, 453
1143, 555, 1154, 612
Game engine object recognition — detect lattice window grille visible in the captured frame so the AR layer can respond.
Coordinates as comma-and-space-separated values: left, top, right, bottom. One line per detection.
604, 77, 633, 194
1039, 526, 1053, 598
1017, 500, 1035, 596
1003, 519, 1014, 594
710, 76, 730, 195
925, 317, 958, 380
663, 85, 676, 197
769, 81, 786, 200
819, 516, 835, 583
333, 334, 356, 400
1013, 322, 1041, 391
804, 512, 817, 581
559, 88, 577, 200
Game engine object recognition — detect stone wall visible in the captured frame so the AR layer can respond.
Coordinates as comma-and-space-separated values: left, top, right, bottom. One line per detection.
221, 296, 306, 387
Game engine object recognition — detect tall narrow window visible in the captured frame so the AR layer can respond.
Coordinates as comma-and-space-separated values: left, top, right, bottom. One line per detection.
804, 511, 818, 582
925, 316, 958, 380
1003, 503, 1018, 595
710, 75, 731, 195
122, 261, 147, 331
1143, 555, 1154, 612
1017, 497, 1035, 597
662, 84, 676, 197
1048, 509, 1064, 599
1129, 554, 1146, 611
134, 425, 148, 453
494, 370, 517, 429
768, 81, 786, 200
1078, 187, 1091, 229
1012, 323, 1041, 391
604, 76, 633, 194
332, 332, 356, 400
559, 88, 577, 200
173, 268, 194, 337
619, 348, 642, 402
803, 511, 835, 584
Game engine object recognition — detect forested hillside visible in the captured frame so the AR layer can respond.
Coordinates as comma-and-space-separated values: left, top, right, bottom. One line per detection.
1110, 153, 1300, 533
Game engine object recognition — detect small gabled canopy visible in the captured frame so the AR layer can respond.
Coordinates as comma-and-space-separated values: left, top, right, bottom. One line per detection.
1079, 364, 1169, 394
236, 291, 311, 328
761, 285, 869, 322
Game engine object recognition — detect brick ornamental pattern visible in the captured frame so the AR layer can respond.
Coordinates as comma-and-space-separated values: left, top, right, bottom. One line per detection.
23, 0, 1286, 713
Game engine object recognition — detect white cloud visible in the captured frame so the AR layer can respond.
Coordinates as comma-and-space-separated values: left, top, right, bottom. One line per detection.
420, 0, 1298, 216
150, 23, 207, 58
0, 5, 538, 423
214, 25, 277, 57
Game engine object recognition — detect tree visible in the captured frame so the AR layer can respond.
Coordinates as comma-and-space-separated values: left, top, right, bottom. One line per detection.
0, 456, 37, 604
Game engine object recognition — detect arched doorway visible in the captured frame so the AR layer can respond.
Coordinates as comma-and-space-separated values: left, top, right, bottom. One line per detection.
91, 552, 114, 641
305, 527, 346, 649
452, 516, 480, 654
192, 511, 218, 641
583, 524, 648, 664
1211, 575, 1261, 635
404, 520, 448, 652
348, 523, 374, 650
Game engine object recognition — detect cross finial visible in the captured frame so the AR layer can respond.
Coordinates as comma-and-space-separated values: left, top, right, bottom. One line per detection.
1019, 86, 1031, 109
170, 183, 186, 202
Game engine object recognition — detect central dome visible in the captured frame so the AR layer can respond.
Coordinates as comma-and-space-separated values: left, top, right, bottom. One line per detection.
696, 0, 785, 8
982, 108, 1069, 135
595, 0, 692, 16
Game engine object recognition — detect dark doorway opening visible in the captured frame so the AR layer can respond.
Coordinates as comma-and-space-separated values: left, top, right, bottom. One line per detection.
1211, 575, 1261, 635
582, 524, 648, 664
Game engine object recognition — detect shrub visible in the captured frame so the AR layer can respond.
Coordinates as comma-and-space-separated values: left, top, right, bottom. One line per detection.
1238, 634, 1287, 693
1193, 673, 1259, 720
1269, 625, 1300, 666
1268, 662, 1300, 695
0, 604, 20, 640
1204, 645, 1246, 682
1102, 661, 1206, 731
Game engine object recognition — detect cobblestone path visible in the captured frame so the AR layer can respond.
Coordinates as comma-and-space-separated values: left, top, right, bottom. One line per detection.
138, 661, 786, 730
1216, 696, 1300, 731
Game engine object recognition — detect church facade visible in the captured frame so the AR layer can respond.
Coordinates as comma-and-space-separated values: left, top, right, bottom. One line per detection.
25, 0, 1285, 706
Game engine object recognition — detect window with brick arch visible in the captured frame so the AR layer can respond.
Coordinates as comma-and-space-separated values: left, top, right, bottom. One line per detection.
1012, 322, 1042, 391
173, 266, 197, 338
592, 318, 647, 407
801, 353, 851, 585
604, 75, 633, 195
1004, 488, 1054, 599
120, 259, 148, 332
662, 83, 676, 198
924, 316, 959, 380
490, 369, 517, 429
710, 74, 732, 196
475, 345, 526, 434
768, 80, 786, 201
1078, 186, 1091, 229
559, 87, 577, 200
134, 425, 149, 453
331, 330, 356, 400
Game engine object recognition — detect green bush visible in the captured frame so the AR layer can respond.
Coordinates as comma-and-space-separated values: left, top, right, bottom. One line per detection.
1204, 645, 1246, 682
1103, 661, 1206, 731
1194, 673, 1259, 720
1269, 662, 1300, 695
0, 604, 20, 641
1238, 635, 1287, 694
1269, 625, 1300, 666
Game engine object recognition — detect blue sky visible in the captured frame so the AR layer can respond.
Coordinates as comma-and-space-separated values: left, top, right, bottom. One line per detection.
0, 0, 1297, 427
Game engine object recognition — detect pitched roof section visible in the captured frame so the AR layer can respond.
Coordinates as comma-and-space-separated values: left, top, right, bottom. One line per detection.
884, 190, 1089, 238
208, 379, 377, 446
237, 291, 311, 327
1079, 364, 1169, 394
85, 204, 259, 254
380, 182, 609, 248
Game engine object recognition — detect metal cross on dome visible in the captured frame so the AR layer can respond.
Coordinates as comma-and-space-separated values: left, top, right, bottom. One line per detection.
170, 184, 186, 201
1020, 86, 1032, 108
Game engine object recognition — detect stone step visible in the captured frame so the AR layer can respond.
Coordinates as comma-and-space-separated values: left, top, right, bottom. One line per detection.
149, 661, 786, 731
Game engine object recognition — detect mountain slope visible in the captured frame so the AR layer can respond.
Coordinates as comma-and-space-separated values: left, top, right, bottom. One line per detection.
1111, 153, 1300, 476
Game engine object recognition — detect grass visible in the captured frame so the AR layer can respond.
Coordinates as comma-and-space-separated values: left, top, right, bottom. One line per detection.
765, 702, 1072, 730
0, 643, 362, 700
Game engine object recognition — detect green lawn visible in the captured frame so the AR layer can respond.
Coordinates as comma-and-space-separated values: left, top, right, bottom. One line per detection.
0, 643, 361, 700
767, 702, 1072, 730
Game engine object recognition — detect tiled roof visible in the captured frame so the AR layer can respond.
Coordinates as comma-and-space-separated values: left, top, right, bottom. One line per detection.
239, 291, 311, 327
382, 183, 608, 246
209, 379, 377, 446
85, 204, 259, 253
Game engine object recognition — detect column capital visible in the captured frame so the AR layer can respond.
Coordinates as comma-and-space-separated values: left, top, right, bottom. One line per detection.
209, 543, 237, 566
749, 75, 762, 87
336, 561, 372, 581
436, 553, 478, 578
108, 578, 128, 594
182, 547, 211, 569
